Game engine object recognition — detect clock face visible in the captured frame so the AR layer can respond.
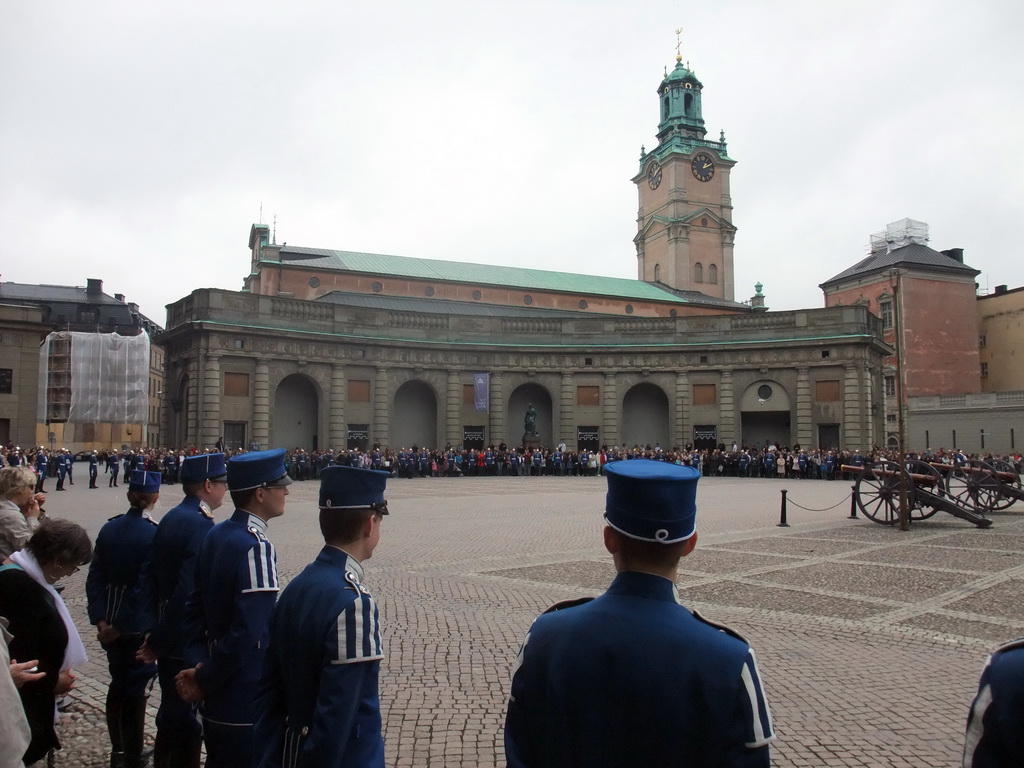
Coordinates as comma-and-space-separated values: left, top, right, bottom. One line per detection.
647, 161, 663, 190
691, 152, 715, 182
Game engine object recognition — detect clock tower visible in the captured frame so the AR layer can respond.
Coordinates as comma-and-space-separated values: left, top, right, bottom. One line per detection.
633, 47, 736, 301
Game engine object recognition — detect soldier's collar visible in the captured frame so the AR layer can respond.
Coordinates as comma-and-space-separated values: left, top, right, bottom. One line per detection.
245, 512, 267, 533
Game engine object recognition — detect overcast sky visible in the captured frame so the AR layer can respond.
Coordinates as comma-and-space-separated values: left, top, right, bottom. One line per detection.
3, 0, 1021, 325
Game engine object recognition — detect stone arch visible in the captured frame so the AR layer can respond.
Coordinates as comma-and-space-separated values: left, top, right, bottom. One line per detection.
621, 382, 669, 449
272, 373, 320, 450
170, 372, 190, 449
709, 263, 718, 284
392, 379, 439, 449
508, 383, 554, 448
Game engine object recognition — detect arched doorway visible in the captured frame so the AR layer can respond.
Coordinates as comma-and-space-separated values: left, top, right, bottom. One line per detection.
621, 383, 670, 449
508, 383, 554, 448
392, 380, 439, 449
272, 374, 319, 450
739, 380, 791, 449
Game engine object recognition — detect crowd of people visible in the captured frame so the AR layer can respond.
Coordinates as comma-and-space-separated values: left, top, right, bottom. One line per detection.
0, 441, 1022, 767
4, 441, 1021, 488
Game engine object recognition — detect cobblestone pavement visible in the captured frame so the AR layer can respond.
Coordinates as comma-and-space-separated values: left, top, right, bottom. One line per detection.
33, 473, 1024, 767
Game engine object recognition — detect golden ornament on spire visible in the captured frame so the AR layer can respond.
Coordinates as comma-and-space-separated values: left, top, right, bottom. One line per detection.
675, 27, 683, 62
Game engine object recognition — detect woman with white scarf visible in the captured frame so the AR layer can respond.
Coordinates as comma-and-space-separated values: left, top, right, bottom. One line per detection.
0, 518, 92, 766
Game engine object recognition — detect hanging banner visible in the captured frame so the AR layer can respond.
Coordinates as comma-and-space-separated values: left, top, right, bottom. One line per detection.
473, 372, 490, 412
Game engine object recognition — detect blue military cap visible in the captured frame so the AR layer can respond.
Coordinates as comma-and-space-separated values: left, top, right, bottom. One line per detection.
604, 459, 700, 543
227, 448, 293, 491
319, 465, 390, 513
180, 453, 228, 484
129, 469, 163, 494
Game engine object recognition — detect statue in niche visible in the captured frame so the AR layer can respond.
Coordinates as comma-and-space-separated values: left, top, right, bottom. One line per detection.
524, 403, 538, 437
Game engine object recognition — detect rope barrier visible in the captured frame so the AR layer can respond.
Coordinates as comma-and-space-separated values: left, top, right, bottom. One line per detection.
783, 492, 854, 513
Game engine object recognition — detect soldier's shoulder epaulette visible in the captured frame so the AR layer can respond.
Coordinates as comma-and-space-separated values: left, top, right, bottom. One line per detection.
199, 507, 214, 520
992, 637, 1024, 656
691, 608, 749, 644
107, 513, 125, 522
143, 515, 158, 526
541, 596, 594, 615
246, 524, 269, 541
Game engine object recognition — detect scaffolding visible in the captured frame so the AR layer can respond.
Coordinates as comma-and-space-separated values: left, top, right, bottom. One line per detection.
37, 331, 150, 424
869, 218, 929, 253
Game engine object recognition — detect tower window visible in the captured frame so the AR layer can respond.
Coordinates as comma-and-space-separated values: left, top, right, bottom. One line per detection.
654, 264, 661, 281
709, 264, 718, 284
694, 263, 703, 283
684, 93, 693, 115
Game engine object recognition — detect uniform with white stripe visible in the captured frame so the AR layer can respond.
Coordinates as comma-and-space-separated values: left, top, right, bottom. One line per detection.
505, 570, 775, 768
184, 509, 279, 728
255, 546, 385, 768
963, 638, 1024, 768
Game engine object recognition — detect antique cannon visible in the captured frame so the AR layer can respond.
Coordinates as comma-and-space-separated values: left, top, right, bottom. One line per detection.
840, 459, 993, 528
932, 458, 1024, 513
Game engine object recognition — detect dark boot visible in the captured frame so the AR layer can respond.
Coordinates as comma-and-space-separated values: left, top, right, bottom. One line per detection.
154, 729, 202, 768
106, 689, 125, 767
121, 696, 150, 768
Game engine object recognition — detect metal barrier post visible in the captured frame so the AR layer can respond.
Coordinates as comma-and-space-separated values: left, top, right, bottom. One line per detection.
849, 484, 859, 519
778, 489, 790, 527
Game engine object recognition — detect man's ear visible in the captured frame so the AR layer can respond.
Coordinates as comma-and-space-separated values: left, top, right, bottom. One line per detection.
603, 525, 619, 555
363, 513, 377, 539
682, 531, 698, 557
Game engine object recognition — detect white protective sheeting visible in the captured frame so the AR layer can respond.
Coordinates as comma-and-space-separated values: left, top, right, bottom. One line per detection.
38, 331, 150, 423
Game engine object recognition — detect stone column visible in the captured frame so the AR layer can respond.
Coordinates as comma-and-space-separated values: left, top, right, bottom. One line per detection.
862, 365, 876, 449
676, 371, 690, 449
489, 372, 504, 446
186, 357, 199, 448
796, 367, 812, 448
718, 369, 734, 448
602, 373, 618, 449
329, 363, 345, 450
373, 367, 389, 448
253, 360, 270, 449
201, 353, 221, 448
560, 372, 575, 448
843, 364, 861, 450
446, 370, 461, 448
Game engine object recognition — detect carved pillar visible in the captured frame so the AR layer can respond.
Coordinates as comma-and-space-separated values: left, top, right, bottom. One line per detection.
843, 364, 861, 450
561, 372, 575, 448
796, 367, 812, 448
446, 370, 461, 448
676, 371, 689, 449
602, 372, 618, 449
201, 353, 221, 448
253, 360, 270, 449
489, 371, 504, 447
373, 367, 389, 448
863, 365, 876, 449
718, 369, 734, 448
330, 363, 345, 450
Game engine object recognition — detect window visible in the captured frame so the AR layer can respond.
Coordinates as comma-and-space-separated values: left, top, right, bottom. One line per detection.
708, 264, 718, 284
821, 350, 830, 359
694, 263, 703, 283
815, 380, 841, 402
693, 384, 716, 405
879, 300, 893, 329
887, 413, 898, 423
0, 368, 11, 394
348, 380, 371, 402
653, 264, 661, 282
979, 334, 987, 348
884, 376, 896, 397
223, 372, 250, 397
981, 362, 988, 378
577, 386, 600, 406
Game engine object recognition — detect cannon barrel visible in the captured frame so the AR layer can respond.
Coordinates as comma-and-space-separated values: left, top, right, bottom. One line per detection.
928, 462, 1017, 483
839, 464, 940, 486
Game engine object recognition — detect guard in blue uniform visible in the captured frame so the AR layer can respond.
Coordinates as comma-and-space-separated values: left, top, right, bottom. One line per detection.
505, 459, 775, 768
108, 451, 121, 487
34, 449, 48, 492
87, 469, 162, 768
178, 449, 291, 768
256, 464, 390, 768
963, 637, 1024, 767
140, 453, 228, 768
89, 451, 100, 489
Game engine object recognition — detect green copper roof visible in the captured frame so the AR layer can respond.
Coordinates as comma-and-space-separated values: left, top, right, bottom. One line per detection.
662, 60, 700, 86
272, 246, 744, 308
